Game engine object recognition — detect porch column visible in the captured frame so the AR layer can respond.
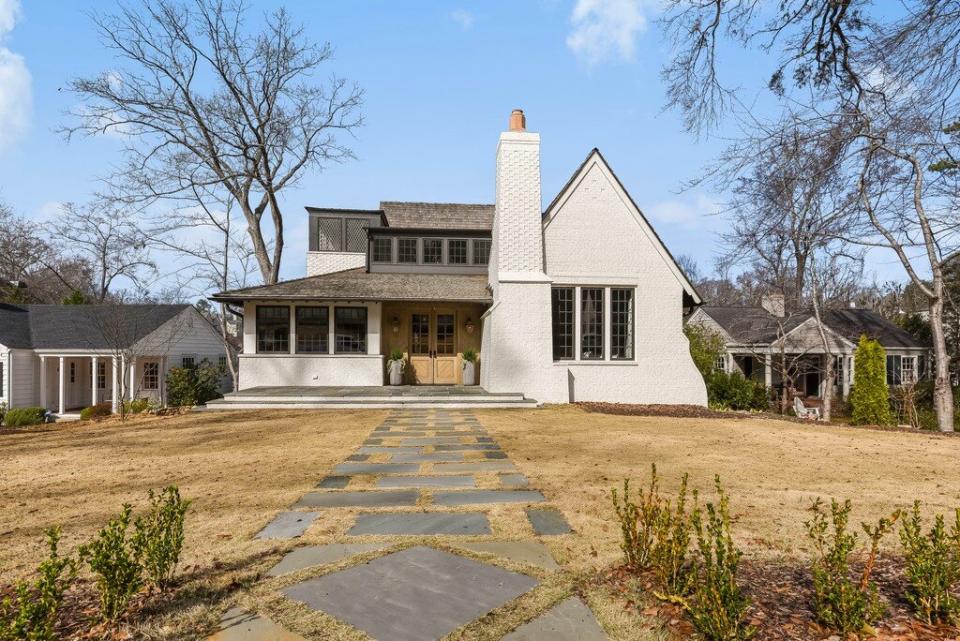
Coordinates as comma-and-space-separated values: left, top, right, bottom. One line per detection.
842, 355, 851, 399
129, 357, 137, 400
764, 354, 772, 388
159, 356, 167, 407
91, 356, 99, 406
289, 304, 296, 354
39, 356, 47, 410
58, 356, 66, 415
111, 356, 120, 413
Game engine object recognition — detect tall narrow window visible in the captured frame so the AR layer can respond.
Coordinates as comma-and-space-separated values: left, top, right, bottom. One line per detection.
70, 362, 76, 383
611, 288, 634, 360
296, 306, 329, 353
551, 288, 574, 360
901, 355, 916, 383
335, 307, 367, 354
423, 238, 443, 264
143, 362, 159, 390
317, 218, 342, 252
372, 237, 393, 263
97, 362, 106, 389
473, 239, 491, 265
580, 288, 604, 360
886, 354, 902, 385
398, 238, 418, 263
0, 365, 4, 398
256, 306, 290, 353
448, 239, 468, 264
345, 219, 369, 252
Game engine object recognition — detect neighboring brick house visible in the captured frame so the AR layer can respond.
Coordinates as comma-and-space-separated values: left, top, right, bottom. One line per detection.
212, 110, 707, 406
0, 304, 227, 415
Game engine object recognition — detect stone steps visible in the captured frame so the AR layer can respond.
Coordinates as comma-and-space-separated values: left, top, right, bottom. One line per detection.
202, 394, 538, 410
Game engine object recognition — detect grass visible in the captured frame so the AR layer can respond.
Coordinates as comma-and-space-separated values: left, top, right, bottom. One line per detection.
2, 405, 959, 639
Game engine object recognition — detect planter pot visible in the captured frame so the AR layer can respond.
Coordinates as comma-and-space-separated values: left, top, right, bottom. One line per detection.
462, 361, 476, 386
388, 360, 404, 385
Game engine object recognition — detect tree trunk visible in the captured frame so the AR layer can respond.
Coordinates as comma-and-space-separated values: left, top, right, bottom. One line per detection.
928, 280, 955, 432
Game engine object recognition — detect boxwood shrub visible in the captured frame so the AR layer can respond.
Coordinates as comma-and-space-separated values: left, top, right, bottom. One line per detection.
3, 407, 48, 427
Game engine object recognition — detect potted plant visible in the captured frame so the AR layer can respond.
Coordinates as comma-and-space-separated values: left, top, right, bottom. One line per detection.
461, 349, 478, 386
387, 349, 406, 385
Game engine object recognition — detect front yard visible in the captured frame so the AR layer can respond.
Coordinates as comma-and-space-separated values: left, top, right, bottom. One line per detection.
2, 406, 959, 639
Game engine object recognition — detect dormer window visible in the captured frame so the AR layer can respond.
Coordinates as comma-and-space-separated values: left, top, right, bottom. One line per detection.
398, 238, 418, 263
449, 239, 468, 264
423, 239, 443, 264
372, 237, 393, 263
473, 239, 491, 265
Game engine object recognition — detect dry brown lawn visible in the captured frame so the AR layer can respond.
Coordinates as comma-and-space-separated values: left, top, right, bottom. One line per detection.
2, 405, 959, 640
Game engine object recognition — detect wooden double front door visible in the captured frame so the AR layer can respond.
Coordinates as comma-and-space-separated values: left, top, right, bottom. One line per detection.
408, 310, 458, 384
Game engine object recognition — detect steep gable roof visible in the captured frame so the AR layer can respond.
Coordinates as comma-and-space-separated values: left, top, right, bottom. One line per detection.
542, 148, 701, 304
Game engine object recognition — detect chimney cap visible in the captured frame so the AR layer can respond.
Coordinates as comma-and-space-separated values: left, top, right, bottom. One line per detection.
508, 109, 526, 132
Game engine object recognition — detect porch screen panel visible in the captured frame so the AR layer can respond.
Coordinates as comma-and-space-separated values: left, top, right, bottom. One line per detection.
611, 288, 634, 360
436, 314, 455, 355
335, 307, 367, 354
256, 306, 290, 353
551, 288, 574, 360
346, 219, 369, 252
580, 288, 604, 360
411, 314, 430, 354
296, 306, 329, 353
317, 218, 342, 252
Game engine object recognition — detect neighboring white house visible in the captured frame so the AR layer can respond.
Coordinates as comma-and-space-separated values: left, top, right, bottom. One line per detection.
212, 110, 707, 406
0, 304, 227, 415
686, 295, 931, 400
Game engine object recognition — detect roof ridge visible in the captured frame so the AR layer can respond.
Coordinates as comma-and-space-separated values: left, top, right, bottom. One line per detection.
380, 201, 494, 207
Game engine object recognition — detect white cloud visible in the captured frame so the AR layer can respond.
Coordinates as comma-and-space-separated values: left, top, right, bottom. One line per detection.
648, 194, 720, 229
566, 0, 651, 66
0, 0, 31, 153
450, 9, 475, 30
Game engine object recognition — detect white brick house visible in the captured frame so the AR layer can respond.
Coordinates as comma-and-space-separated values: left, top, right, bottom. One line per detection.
212, 110, 707, 406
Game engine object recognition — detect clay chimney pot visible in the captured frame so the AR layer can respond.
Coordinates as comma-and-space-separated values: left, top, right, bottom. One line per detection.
508, 109, 526, 132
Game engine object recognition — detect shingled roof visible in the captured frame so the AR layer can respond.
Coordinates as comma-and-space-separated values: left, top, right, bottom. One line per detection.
0, 304, 191, 350
379, 202, 494, 231
696, 306, 928, 349
212, 268, 492, 303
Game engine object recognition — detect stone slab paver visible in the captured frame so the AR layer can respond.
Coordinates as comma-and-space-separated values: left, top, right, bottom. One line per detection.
500, 473, 530, 489
388, 450, 465, 463
455, 541, 559, 570
255, 512, 319, 539
356, 446, 422, 455
432, 461, 518, 473
400, 436, 471, 446
526, 508, 573, 535
332, 462, 419, 475
348, 512, 491, 535
376, 475, 476, 489
294, 490, 419, 508
434, 443, 501, 451
501, 597, 609, 640
483, 451, 509, 459
267, 543, 390, 576
282, 546, 537, 641
432, 490, 546, 506
317, 476, 350, 489
207, 608, 307, 641
345, 453, 369, 461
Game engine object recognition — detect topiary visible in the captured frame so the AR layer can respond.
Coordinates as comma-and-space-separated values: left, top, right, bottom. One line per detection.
849, 336, 892, 425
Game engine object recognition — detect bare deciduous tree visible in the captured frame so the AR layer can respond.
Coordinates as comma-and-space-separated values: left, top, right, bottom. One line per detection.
64, 0, 363, 285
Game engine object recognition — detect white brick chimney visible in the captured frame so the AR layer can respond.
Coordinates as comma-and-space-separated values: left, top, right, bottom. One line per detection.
481, 109, 554, 397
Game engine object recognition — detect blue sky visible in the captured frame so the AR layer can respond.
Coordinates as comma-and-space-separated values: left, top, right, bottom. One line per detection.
0, 0, 909, 290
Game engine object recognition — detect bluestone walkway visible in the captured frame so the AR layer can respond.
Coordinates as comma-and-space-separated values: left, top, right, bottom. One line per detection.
208, 409, 606, 641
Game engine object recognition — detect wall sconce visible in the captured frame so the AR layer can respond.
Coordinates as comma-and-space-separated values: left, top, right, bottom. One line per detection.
391, 316, 401, 334
464, 318, 476, 334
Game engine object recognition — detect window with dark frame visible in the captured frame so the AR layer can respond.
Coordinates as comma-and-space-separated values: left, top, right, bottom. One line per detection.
256, 306, 290, 353
296, 306, 329, 353
372, 237, 393, 263
423, 238, 443, 264
611, 288, 635, 360
0, 366, 4, 397
97, 362, 106, 389
472, 239, 491, 265
181, 355, 196, 368
551, 288, 575, 360
886, 354, 902, 385
448, 239, 468, 264
317, 217, 342, 252
143, 362, 159, 390
335, 307, 367, 354
345, 219, 369, 252
70, 362, 76, 383
580, 288, 604, 360
398, 238, 418, 263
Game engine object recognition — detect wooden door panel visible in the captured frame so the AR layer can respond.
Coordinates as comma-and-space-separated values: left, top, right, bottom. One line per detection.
410, 356, 434, 384
434, 358, 457, 385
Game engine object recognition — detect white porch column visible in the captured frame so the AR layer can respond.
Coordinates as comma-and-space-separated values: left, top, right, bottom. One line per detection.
764, 353, 772, 388
129, 357, 137, 401
58, 356, 66, 415
111, 356, 120, 413
91, 356, 99, 406
842, 355, 851, 399
39, 356, 47, 410
159, 356, 167, 407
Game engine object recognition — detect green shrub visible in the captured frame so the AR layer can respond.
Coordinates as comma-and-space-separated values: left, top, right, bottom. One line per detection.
849, 336, 892, 425
133, 486, 191, 590
805, 498, 897, 635
0, 528, 76, 641
165, 361, 222, 407
388, 348, 405, 362
706, 371, 769, 411
684, 477, 753, 641
79, 505, 144, 622
0, 402, 6, 426
80, 403, 112, 421
612, 465, 663, 570
652, 473, 696, 597
461, 348, 478, 363
898, 501, 960, 624
685, 324, 726, 377
3, 407, 47, 427
123, 398, 154, 415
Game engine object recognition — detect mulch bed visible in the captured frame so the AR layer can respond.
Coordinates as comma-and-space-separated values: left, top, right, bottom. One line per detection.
594, 557, 960, 641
